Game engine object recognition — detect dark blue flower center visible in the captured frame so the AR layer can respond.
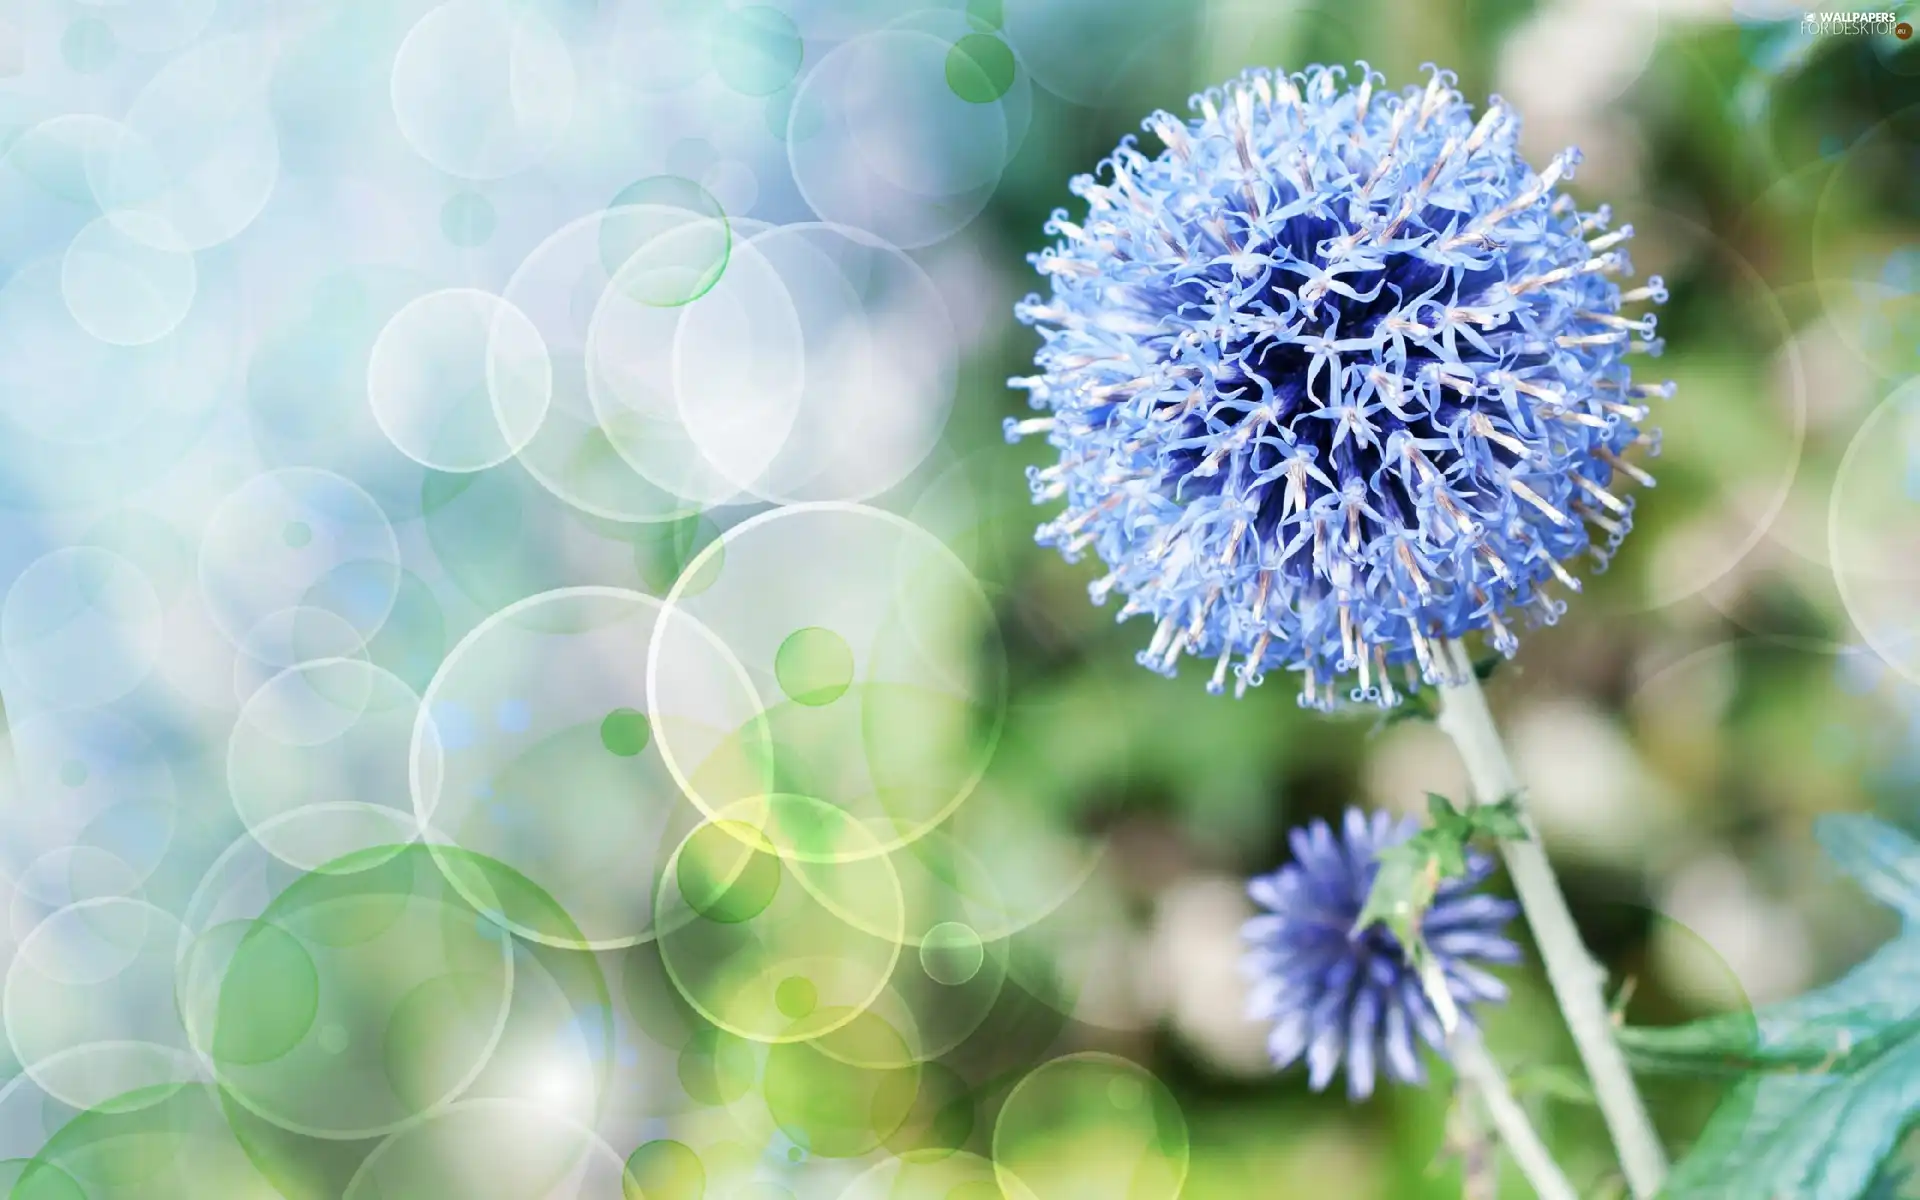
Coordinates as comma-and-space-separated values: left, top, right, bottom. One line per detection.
1160, 203, 1534, 584
1354, 916, 1407, 964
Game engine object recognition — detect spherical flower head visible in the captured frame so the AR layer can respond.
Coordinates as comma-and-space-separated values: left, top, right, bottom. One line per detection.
1242, 807, 1520, 1100
1007, 64, 1673, 708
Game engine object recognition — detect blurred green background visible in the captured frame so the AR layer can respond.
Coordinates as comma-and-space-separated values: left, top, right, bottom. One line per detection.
1, 1, 1918, 1197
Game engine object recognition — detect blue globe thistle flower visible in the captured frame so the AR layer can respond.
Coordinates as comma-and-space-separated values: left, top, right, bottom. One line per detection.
1242, 807, 1520, 1099
1007, 64, 1672, 708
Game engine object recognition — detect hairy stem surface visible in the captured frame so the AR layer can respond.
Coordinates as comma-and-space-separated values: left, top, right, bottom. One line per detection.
1435, 640, 1668, 1199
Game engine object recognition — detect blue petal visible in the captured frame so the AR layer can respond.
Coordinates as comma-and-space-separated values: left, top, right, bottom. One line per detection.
1346, 984, 1383, 1100
1430, 928, 1523, 964
1305, 1016, 1347, 1093
1400, 973, 1448, 1054
1268, 1009, 1312, 1069
1446, 962, 1511, 1005
1382, 998, 1424, 1086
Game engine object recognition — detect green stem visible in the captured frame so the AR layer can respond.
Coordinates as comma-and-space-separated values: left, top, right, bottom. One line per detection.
1419, 958, 1580, 1200
1435, 639, 1668, 1199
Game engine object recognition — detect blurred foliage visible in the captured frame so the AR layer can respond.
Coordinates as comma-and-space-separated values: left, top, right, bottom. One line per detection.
1621, 817, 1920, 1198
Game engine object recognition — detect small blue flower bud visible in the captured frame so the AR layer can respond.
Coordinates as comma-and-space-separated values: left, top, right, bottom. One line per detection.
1243, 808, 1520, 1100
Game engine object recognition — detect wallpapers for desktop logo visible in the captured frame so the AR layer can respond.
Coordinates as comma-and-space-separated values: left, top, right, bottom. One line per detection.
1800, 9, 1909, 35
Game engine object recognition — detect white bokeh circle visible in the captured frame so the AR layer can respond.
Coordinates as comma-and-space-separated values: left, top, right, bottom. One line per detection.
679, 222, 956, 504
504, 205, 741, 521
87, 34, 281, 251
410, 586, 771, 949
586, 216, 800, 509
788, 29, 1009, 248
1831, 379, 1920, 687
5, 897, 199, 1111
648, 503, 1007, 858
367, 287, 552, 474
197, 468, 402, 668
228, 658, 425, 871
390, 0, 576, 181
2, 547, 162, 711
60, 213, 197, 346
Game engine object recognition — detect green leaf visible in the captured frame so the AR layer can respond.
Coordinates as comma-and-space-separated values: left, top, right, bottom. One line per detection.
1618, 815, 1920, 1199
1819, 814, 1920, 923
1428, 832, 1468, 880
1354, 845, 1441, 951
1466, 796, 1530, 842
1355, 794, 1529, 982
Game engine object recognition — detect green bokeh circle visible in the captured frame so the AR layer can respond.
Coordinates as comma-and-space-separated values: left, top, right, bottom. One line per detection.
991, 1053, 1189, 1200
24, 1085, 282, 1199
676, 1027, 756, 1106
199, 845, 513, 1141
774, 974, 818, 1019
762, 1009, 919, 1159
945, 34, 1016, 104
0, 1159, 84, 1200
919, 921, 985, 985
600, 706, 653, 756
774, 626, 853, 706
655, 795, 904, 1044
675, 820, 782, 924
600, 179, 731, 308
623, 1139, 705, 1200
650, 503, 1009, 862
208, 921, 319, 1066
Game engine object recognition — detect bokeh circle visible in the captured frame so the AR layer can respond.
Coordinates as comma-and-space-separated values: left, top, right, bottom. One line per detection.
412, 586, 770, 949
649, 503, 1007, 859
1831, 379, 1920, 686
